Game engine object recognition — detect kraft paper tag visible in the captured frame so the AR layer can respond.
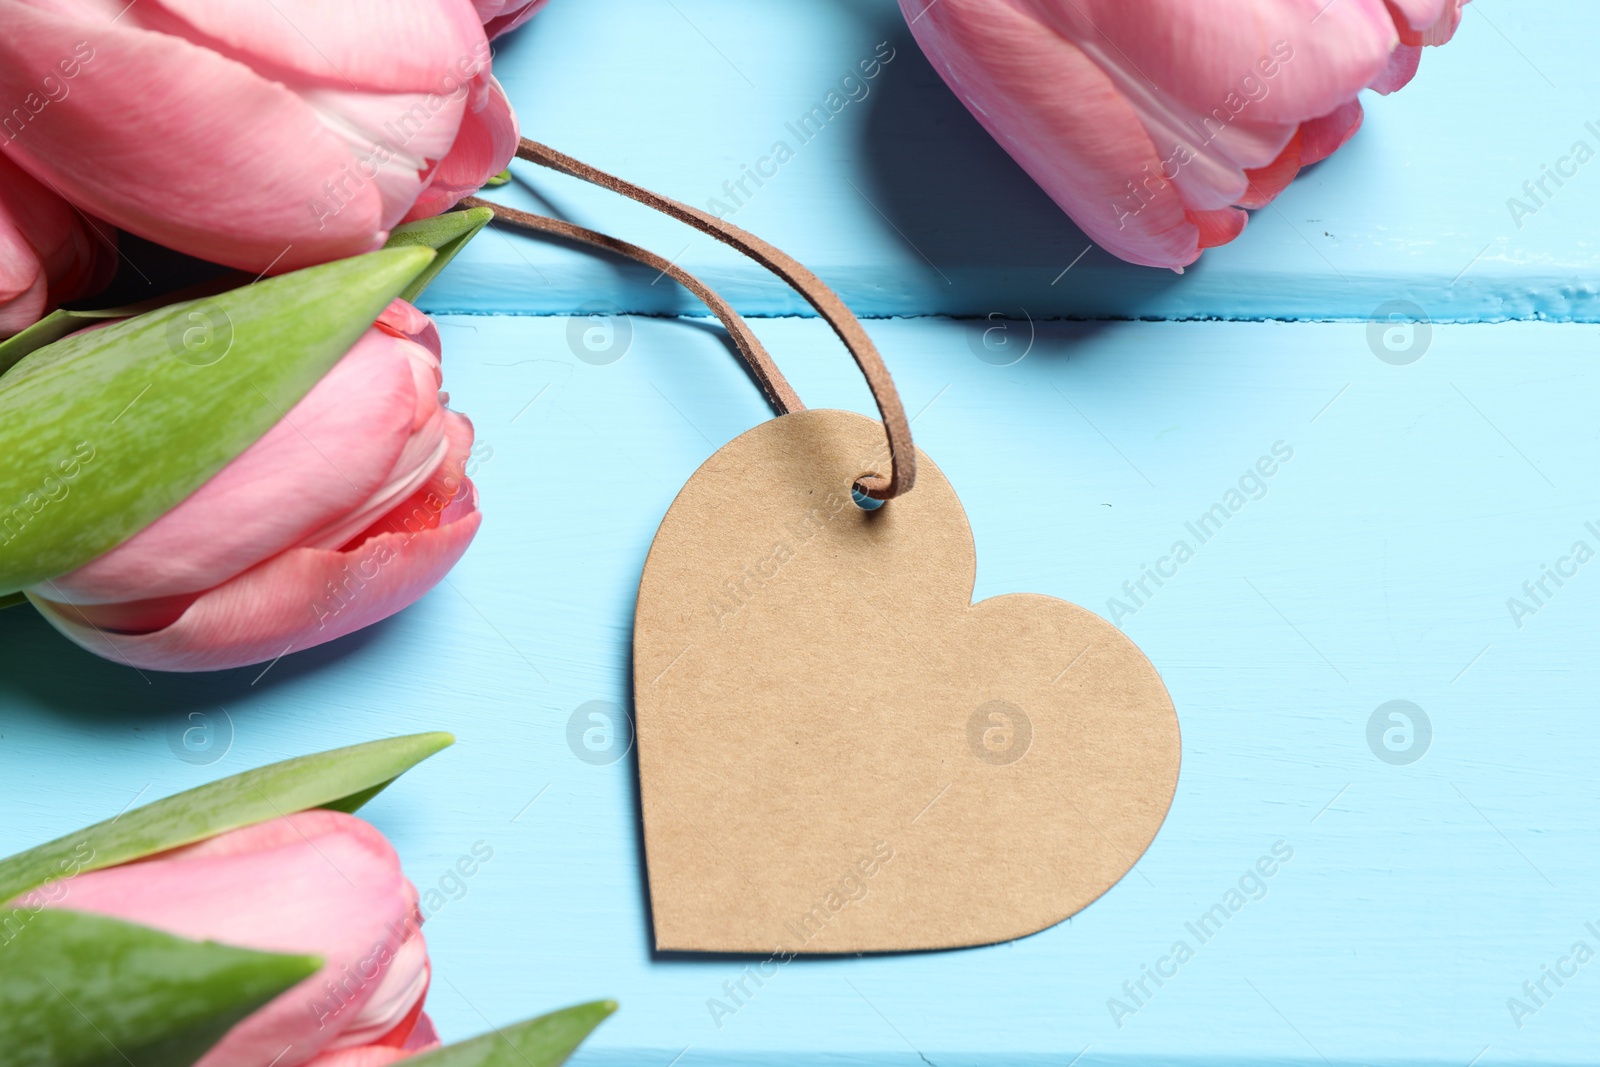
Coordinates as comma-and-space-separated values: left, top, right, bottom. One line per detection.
634, 409, 1181, 953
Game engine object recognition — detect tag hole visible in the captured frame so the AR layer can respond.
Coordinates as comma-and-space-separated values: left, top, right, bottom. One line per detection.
851, 483, 886, 511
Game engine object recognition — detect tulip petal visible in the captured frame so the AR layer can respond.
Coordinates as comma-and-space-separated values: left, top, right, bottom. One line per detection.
298, 86, 467, 231
1368, 42, 1423, 94
1013, 0, 1400, 126
0, 154, 115, 337
303, 1011, 441, 1067
1387, 0, 1466, 45
1063, 35, 1300, 211
902, 0, 1200, 267
307, 410, 448, 558
0, 247, 437, 597
46, 810, 423, 1067
902, 0, 1460, 267
41, 327, 419, 609
0, 3, 387, 272
29, 507, 480, 671
136, 0, 487, 93
0, 242, 46, 338
294, 327, 451, 553
1187, 206, 1247, 250
0, 153, 115, 312
483, 0, 549, 40
324, 937, 430, 1051
1237, 130, 1303, 210
403, 76, 518, 223
29, 414, 480, 671
376, 298, 443, 357
303, 1048, 420, 1067
1299, 99, 1365, 165
37, 300, 452, 614
405, 1015, 441, 1051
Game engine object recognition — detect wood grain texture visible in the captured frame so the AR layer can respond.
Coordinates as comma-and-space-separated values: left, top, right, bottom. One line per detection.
4, 313, 1598, 1063
425, 0, 1600, 320
5, 4, 1598, 1062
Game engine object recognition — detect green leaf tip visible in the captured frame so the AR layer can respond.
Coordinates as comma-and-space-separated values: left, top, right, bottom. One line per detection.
406, 1000, 617, 1067
386, 208, 494, 251
384, 208, 491, 302
0, 732, 454, 903
0, 246, 436, 595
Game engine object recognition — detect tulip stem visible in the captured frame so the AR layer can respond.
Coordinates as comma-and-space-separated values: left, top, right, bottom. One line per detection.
0, 592, 26, 611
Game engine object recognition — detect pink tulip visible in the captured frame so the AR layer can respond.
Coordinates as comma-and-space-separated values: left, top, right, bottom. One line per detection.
26, 299, 482, 672
472, 0, 550, 40
0, 151, 116, 337
0, 0, 518, 275
20, 811, 439, 1067
899, 0, 1466, 269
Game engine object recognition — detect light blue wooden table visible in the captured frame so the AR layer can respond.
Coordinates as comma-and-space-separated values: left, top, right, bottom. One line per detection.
4, 2, 1599, 1064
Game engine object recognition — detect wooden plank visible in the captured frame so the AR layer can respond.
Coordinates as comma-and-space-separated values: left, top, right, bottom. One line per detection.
3, 314, 1596, 1064
420, 0, 1600, 320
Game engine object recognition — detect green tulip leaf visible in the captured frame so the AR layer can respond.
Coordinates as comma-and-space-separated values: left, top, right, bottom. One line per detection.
0, 732, 453, 904
483, 170, 512, 188
0, 275, 249, 381
318, 776, 401, 815
0, 909, 320, 1067
0, 246, 435, 595
406, 1001, 617, 1067
384, 207, 493, 303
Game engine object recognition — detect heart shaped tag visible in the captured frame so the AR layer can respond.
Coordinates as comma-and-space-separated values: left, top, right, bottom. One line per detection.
478, 141, 1180, 953
635, 408, 1181, 954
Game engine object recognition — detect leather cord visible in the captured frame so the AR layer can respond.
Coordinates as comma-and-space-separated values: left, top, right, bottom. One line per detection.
464, 137, 916, 502
458, 197, 803, 416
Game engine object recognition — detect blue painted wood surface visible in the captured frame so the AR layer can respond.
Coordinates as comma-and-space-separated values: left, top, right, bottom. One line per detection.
426, 0, 1600, 321
6, 316, 1600, 1064
5, 1, 1600, 1064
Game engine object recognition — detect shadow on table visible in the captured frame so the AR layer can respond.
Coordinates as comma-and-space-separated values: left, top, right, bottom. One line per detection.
0, 600, 391, 726
847, 4, 1189, 322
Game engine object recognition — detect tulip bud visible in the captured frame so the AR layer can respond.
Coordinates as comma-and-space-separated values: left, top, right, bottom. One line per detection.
55, 811, 440, 1067
0, 734, 618, 1067
898, 0, 1466, 269
0, 239, 487, 671
0, 0, 516, 274
0, 246, 436, 593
